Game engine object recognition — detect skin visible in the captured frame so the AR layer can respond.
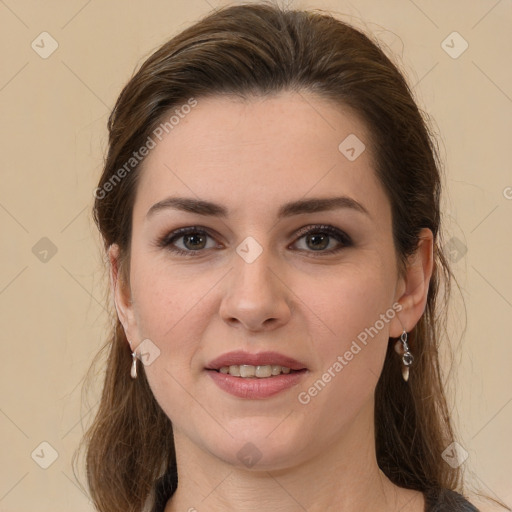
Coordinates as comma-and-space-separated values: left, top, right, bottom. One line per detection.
109, 91, 433, 512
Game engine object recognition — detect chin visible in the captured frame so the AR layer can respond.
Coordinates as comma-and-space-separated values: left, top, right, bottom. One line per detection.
199, 421, 309, 471
215, 443, 305, 472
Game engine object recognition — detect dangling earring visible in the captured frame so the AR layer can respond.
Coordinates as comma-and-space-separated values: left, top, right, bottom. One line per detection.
394, 330, 414, 382
131, 350, 138, 379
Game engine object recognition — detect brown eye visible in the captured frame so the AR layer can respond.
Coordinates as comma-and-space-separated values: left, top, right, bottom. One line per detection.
182, 232, 208, 250
157, 227, 218, 256
292, 225, 352, 254
304, 232, 330, 251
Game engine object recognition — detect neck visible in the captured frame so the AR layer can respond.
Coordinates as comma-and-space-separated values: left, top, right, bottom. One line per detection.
164, 399, 419, 512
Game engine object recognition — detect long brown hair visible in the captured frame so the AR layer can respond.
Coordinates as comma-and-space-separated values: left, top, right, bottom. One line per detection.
75, 3, 502, 511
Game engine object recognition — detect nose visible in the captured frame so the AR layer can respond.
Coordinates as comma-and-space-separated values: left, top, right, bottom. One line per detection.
219, 249, 292, 332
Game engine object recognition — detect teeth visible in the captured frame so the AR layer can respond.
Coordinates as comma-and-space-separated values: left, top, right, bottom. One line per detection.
218, 364, 293, 378
229, 365, 241, 377
240, 365, 255, 378
255, 365, 271, 378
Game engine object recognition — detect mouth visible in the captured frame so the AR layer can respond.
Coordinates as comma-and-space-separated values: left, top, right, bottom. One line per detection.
205, 351, 308, 398
205, 350, 308, 375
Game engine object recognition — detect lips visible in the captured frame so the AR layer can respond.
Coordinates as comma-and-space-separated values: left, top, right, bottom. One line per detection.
206, 350, 307, 371
205, 351, 308, 399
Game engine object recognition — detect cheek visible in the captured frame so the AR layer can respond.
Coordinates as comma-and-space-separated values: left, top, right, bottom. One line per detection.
295, 261, 395, 403
130, 253, 215, 343
134, 273, 212, 428
301, 260, 395, 348
128, 258, 217, 410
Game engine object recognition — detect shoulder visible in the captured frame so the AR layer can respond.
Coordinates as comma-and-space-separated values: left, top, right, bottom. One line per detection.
424, 488, 481, 512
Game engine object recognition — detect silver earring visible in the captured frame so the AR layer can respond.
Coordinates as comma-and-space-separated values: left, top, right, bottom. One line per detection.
394, 330, 414, 382
131, 351, 138, 379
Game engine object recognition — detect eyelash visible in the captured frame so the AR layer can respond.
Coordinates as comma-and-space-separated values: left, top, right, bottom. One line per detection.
156, 224, 353, 257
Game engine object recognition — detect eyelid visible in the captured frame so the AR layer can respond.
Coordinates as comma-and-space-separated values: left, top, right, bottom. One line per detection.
292, 224, 350, 243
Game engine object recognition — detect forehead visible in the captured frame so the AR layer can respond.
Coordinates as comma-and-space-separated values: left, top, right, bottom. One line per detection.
133, 91, 388, 223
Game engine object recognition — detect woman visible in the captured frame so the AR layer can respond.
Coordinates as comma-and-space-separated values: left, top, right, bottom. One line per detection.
79, 3, 497, 511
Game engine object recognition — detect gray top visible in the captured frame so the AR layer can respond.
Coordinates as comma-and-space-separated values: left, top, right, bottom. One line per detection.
424, 488, 480, 511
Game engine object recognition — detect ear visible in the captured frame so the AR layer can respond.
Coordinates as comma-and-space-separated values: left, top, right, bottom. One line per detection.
108, 243, 138, 349
389, 228, 434, 338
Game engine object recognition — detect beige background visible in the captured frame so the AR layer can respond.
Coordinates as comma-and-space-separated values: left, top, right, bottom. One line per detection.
1, 0, 511, 511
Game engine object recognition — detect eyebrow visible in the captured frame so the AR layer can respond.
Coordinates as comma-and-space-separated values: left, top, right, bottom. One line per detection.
146, 195, 371, 220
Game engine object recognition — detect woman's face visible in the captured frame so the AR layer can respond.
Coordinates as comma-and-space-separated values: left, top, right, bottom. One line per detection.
113, 91, 418, 469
